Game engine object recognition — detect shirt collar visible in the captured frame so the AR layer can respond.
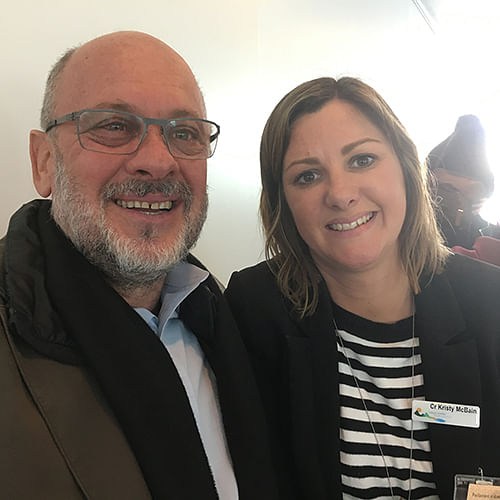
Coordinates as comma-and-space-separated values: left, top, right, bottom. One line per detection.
135, 260, 209, 334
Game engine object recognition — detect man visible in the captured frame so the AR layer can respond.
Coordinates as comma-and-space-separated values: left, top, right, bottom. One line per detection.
427, 114, 500, 249
0, 31, 277, 499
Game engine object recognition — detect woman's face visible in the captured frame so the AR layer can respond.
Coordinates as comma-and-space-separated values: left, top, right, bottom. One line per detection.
282, 99, 406, 278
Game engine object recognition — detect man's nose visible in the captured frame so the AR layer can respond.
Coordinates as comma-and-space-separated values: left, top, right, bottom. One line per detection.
124, 124, 180, 178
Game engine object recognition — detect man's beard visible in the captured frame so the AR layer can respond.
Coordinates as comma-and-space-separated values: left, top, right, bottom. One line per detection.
51, 158, 208, 289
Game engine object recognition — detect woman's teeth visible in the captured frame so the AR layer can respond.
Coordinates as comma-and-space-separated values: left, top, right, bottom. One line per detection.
327, 212, 374, 231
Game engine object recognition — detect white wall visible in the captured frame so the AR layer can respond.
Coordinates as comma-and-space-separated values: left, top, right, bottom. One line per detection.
2, 0, 499, 284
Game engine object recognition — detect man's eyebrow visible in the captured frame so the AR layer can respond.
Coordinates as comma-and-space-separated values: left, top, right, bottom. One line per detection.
93, 102, 134, 112
92, 102, 204, 118
170, 109, 205, 118
341, 138, 382, 155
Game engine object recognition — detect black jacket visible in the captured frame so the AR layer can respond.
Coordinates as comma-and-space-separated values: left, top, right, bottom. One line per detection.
225, 255, 500, 499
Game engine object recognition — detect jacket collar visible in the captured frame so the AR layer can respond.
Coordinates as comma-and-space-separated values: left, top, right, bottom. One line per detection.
3, 200, 81, 363
415, 266, 481, 498
285, 280, 341, 500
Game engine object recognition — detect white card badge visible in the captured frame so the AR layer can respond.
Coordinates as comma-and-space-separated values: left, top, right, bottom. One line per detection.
412, 400, 480, 428
454, 473, 500, 500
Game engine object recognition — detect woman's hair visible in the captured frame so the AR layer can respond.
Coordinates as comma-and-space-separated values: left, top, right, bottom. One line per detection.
260, 76, 450, 317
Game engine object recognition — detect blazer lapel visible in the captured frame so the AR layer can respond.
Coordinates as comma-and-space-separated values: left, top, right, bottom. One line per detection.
416, 273, 481, 498
7, 330, 151, 499
289, 283, 341, 500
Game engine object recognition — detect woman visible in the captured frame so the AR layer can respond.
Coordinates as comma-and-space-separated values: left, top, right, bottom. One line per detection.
225, 77, 500, 499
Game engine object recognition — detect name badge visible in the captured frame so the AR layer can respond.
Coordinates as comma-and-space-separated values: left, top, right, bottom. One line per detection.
454, 474, 500, 500
412, 400, 480, 428
466, 483, 500, 499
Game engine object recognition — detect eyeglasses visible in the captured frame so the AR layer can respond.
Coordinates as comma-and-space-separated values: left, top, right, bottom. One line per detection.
45, 109, 220, 160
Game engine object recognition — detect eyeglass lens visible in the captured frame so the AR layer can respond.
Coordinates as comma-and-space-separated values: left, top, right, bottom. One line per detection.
76, 110, 217, 159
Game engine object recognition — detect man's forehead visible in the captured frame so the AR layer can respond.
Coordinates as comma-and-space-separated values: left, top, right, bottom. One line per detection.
92, 100, 203, 119
55, 32, 205, 117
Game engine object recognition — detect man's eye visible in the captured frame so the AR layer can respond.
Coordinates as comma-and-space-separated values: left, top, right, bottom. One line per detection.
97, 120, 130, 132
351, 154, 375, 168
83, 119, 132, 135
81, 117, 141, 147
171, 127, 200, 142
104, 122, 126, 131
294, 170, 320, 185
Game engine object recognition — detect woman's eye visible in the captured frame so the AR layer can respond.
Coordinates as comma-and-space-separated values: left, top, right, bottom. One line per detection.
294, 170, 319, 185
351, 154, 375, 168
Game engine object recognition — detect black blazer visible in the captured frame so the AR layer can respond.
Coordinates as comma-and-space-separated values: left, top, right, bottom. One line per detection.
225, 254, 500, 500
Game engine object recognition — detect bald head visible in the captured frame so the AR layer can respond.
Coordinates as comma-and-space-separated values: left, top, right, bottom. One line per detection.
41, 31, 205, 129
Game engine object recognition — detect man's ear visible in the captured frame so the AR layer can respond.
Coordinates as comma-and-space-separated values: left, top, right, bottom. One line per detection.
30, 130, 56, 198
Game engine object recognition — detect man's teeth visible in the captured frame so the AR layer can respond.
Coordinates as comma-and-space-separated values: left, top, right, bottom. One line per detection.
328, 213, 374, 231
116, 200, 173, 211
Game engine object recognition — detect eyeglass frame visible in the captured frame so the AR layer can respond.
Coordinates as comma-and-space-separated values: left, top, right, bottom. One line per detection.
44, 108, 221, 159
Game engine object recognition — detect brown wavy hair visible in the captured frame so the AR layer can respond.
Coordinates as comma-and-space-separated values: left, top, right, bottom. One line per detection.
260, 76, 450, 317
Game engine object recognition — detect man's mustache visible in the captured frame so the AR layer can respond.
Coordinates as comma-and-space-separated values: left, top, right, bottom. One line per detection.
102, 179, 193, 209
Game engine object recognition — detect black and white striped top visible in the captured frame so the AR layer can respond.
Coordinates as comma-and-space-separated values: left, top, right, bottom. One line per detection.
333, 303, 439, 499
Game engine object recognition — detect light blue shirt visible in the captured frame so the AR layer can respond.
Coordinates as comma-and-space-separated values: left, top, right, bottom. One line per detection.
135, 261, 239, 500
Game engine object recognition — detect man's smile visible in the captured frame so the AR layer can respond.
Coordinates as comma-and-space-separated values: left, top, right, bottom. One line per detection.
115, 199, 174, 211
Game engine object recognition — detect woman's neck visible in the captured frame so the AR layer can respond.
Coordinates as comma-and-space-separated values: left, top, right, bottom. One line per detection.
319, 262, 413, 324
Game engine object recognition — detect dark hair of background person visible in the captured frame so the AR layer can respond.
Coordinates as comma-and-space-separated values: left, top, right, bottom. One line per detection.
426, 114, 499, 249
426, 114, 494, 197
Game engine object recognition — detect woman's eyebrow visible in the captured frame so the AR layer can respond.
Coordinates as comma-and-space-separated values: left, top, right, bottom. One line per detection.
341, 138, 382, 155
284, 137, 383, 172
283, 156, 321, 173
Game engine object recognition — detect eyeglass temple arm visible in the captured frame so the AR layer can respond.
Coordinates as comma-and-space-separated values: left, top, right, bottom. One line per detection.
45, 112, 79, 133
210, 125, 221, 142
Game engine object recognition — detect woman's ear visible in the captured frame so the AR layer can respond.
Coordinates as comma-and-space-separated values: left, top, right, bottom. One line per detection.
30, 130, 56, 197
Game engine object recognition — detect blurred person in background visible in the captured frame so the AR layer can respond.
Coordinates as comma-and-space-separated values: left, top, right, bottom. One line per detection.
427, 114, 500, 249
